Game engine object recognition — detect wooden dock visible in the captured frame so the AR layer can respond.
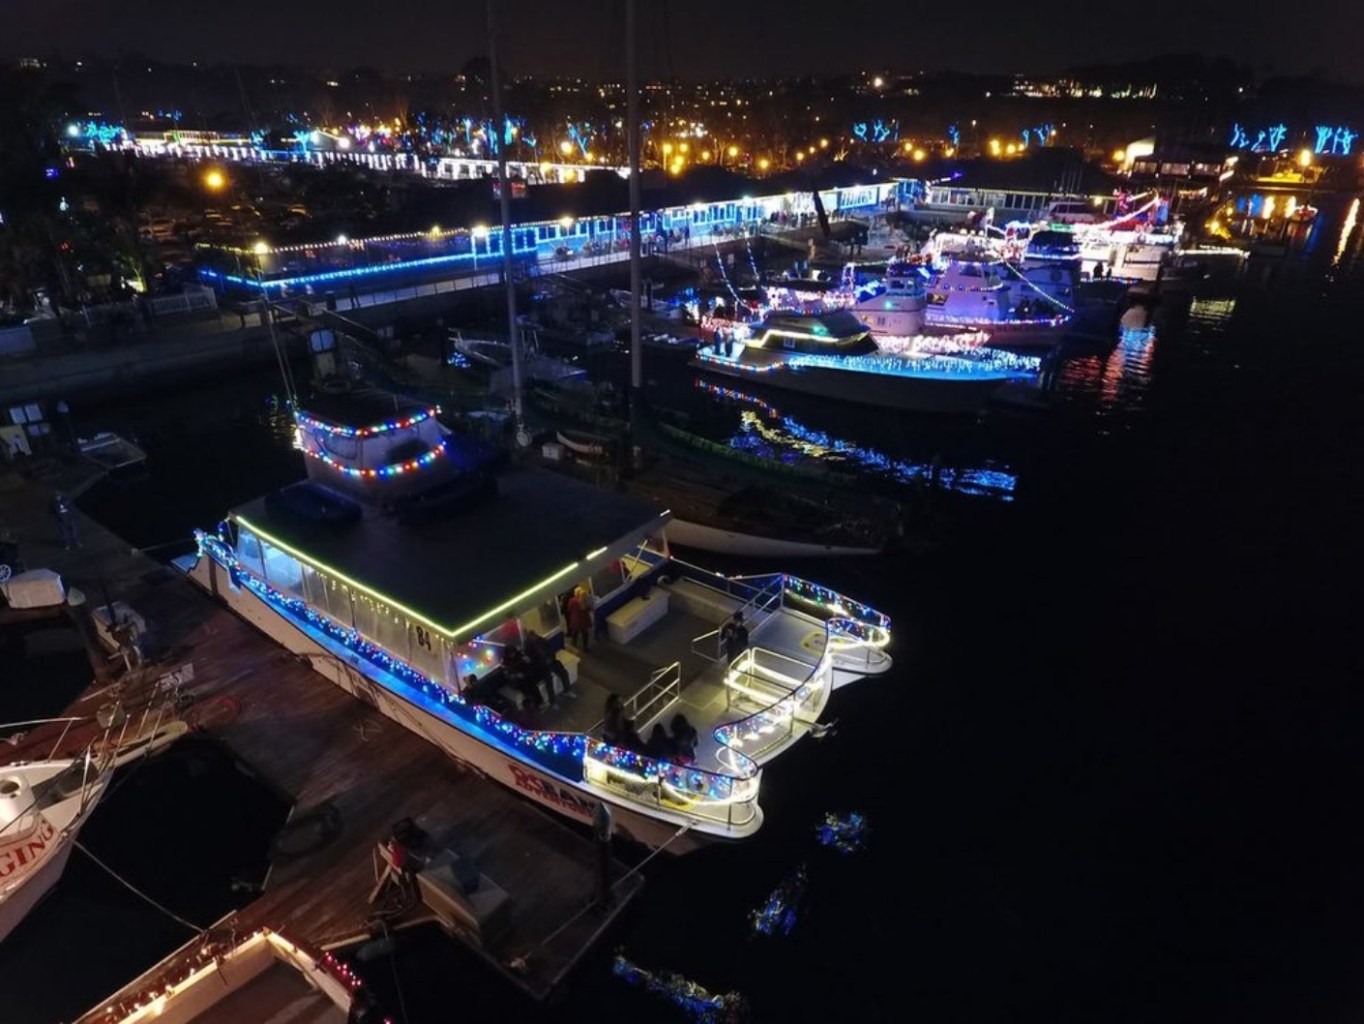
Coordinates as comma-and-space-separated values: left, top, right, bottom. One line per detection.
1, 466, 643, 1017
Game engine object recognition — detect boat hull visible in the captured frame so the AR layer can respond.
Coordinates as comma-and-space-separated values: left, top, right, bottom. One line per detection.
693, 356, 1012, 415
181, 554, 732, 855
924, 318, 1067, 348
666, 517, 880, 558
0, 835, 76, 943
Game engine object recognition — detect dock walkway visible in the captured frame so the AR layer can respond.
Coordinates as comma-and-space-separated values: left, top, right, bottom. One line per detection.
0, 466, 642, 1016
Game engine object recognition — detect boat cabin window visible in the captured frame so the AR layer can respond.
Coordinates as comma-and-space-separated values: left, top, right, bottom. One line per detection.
259, 539, 304, 596
235, 528, 266, 578
350, 590, 410, 658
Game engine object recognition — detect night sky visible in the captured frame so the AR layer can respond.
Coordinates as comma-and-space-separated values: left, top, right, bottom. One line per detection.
4, 0, 1360, 81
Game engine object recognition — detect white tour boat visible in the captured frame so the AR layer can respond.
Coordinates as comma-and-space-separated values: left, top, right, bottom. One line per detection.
178, 391, 891, 855
694, 309, 1040, 414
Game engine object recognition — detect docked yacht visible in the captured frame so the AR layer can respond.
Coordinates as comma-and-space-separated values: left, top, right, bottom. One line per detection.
179, 391, 891, 854
693, 308, 1040, 414
849, 262, 929, 337
922, 260, 1071, 346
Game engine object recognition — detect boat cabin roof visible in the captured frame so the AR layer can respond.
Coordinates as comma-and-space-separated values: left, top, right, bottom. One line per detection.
762, 309, 869, 339
230, 466, 669, 638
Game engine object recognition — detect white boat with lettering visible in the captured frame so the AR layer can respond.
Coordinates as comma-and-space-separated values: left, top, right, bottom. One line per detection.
178, 391, 892, 854
1, 714, 187, 942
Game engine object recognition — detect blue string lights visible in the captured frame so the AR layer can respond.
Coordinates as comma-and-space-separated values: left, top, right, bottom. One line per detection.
748, 862, 808, 938
697, 378, 1018, 500
195, 531, 588, 777
612, 952, 748, 1024
816, 811, 870, 853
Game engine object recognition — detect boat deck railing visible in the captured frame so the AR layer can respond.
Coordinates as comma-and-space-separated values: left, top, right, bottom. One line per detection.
623, 661, 682, 726
686, 570, 786, 663
583, 573, 891, 832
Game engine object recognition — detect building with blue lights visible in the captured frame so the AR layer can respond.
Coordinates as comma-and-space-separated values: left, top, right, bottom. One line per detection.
195, 168, 899, 297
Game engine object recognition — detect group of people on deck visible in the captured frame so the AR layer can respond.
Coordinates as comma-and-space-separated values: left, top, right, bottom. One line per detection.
464, 630, 570, 714
602, 693, 699, 763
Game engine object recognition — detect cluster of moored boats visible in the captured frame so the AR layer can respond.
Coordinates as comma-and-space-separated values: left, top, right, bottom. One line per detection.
687, 208, 1183, 413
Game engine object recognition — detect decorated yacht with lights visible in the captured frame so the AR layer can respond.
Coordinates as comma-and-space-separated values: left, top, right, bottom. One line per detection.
695, 307, 1040, 414
849, 262, 929, 337
921, 259, 1071, 346
179, 390, 891, 853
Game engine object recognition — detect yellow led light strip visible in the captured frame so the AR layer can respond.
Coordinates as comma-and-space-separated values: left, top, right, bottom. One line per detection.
234, 515, 580, 641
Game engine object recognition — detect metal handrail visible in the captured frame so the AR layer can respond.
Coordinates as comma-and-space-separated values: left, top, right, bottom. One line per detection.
625, 661, 682, 725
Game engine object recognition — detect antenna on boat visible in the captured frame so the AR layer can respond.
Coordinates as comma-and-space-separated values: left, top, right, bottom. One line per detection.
487, 0, 528, 447
626, 0, 643, 424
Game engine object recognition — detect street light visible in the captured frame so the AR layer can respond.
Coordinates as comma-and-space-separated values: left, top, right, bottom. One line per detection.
203, 169, 227, 191
472, 224, 489, 273
1297, 148, 1313, 169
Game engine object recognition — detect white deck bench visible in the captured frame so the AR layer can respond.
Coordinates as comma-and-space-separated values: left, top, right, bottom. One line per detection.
606, 591, 669, 645
656, 577, 740, 621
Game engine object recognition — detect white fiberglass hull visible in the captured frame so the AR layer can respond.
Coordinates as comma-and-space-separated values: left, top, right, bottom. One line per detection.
0, 839, 75, 943
854, 306, 925, 337
181, 554, 735, 854
923, 315, 1067, 348
0, 762, 107, 943
694, 354, 1013, 414
666, 517, 880, 558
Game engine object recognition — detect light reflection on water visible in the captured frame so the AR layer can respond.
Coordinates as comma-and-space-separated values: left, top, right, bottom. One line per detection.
1052, 305, 1160, 423
695, 379, 1019, 501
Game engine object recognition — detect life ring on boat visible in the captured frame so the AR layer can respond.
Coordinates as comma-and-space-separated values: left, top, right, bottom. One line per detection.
800, 630, 828, 656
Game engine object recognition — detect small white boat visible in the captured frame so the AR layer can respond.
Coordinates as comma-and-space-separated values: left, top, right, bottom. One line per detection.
555, 428, 613, 458
77, 432, 147, 474
0, 713, 188, 942
0, 755, 107, 943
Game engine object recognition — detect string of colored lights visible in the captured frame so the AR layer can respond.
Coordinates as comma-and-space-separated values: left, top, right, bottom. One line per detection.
301, 441, 447, 479
998, 260, 1076, 315
711, 239, 743, 304
612, 952, 747, 1024
749, 862, 808, 938
295, 406, 438, 438
196, 532, 589, 772
730, 411, 1018, 499
816, 810, 870, 853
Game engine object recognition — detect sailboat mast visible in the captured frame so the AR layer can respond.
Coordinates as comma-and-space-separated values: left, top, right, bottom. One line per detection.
626, 0, 643, 397
487, 0, 524, 438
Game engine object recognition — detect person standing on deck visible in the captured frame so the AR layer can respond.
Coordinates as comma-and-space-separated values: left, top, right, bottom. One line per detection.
51, 493, 79, 550
566, 587, 594, 651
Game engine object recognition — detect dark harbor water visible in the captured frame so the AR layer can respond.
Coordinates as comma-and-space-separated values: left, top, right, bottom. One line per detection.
8, 197, 1364, 1023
